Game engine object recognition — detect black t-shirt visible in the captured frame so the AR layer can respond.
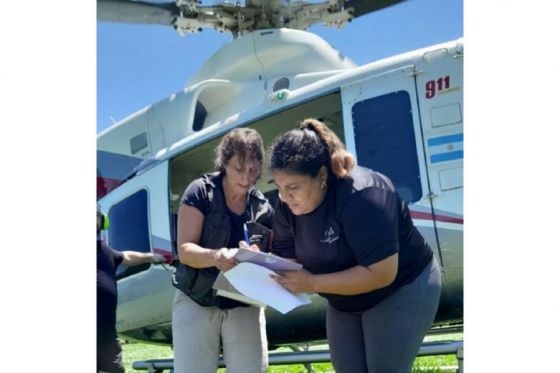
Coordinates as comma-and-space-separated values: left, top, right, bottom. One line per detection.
97, 240, 124, 341
182, 174, 274, 308
271, 166, 433, 312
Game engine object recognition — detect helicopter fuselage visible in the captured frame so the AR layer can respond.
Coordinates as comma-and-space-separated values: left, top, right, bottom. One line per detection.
97, 28, 463, 346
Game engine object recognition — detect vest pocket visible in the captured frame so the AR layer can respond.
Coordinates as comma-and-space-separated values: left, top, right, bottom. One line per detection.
187, 268, 218, 306
171, 264, 218, 307
200, 213, 230, 249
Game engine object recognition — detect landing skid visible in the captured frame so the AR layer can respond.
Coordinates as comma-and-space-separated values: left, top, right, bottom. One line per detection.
133, 337, 464, 373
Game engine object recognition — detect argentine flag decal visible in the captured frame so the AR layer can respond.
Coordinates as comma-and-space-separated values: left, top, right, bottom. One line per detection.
427, 133, 463, 163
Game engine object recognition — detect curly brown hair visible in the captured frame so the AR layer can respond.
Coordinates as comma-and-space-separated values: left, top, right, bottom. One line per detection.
215, 128, 265, 174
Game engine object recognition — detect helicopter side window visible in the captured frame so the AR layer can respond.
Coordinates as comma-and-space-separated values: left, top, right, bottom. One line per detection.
192, 101, 208, 132
351, 90, 422, 203
108, 189, 151, 279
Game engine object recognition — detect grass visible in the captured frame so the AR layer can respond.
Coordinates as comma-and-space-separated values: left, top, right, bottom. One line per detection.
121, 333, 462, 372
121, 341, 173, 372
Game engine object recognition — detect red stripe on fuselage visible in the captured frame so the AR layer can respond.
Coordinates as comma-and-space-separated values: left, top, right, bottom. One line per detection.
97, 177, 123, 200
410, 211, 463, 225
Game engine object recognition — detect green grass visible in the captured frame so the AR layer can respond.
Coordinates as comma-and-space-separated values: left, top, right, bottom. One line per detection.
121, 341, 173, 372
411, 333, 462, 373
121, 333, 462, 372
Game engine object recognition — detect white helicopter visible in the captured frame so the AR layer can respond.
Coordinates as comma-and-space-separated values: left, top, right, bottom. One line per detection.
97, 0, 463, 368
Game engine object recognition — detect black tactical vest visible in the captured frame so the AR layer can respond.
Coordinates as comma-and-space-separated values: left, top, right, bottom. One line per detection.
171, 172, 271, 307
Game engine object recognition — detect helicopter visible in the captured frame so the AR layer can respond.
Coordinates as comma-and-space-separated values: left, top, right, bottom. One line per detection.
96, 0, 463, 360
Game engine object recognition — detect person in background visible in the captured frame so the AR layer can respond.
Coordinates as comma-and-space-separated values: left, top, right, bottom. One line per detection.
97, 206, 166, 373
269, 118, 441, 373
171, 128, 273, 373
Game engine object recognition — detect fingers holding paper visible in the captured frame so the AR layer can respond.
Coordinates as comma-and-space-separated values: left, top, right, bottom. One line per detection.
213, 248, 237, 272
271, 268, 316, 293
238, 240, 261, 252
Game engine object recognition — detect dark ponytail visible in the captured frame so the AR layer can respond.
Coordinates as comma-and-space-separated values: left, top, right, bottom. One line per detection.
269, 118, 355, 178
299, 119, 355, 178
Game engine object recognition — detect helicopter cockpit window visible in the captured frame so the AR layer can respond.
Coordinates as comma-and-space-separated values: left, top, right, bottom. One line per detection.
108, 189, 151, 279
351, 90, 422, 203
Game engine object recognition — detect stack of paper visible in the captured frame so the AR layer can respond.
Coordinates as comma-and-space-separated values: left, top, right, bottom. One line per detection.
213, 268, 266, 308
212, 250, 311, 314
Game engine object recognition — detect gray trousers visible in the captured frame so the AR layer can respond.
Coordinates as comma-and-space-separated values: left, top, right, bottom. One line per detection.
171, 290, 268, 373
327, 258, 442, 373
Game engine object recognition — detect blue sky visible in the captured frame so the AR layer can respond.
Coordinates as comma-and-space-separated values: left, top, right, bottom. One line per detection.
97, 0, 463, 133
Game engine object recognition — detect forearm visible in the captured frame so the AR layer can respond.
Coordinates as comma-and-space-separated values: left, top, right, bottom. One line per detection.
121, 251, 155, 267
311, 256, 398, 295
177, 243, 218, 268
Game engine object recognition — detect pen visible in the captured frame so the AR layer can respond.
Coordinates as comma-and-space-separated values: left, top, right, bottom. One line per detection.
243, 223, 250, 245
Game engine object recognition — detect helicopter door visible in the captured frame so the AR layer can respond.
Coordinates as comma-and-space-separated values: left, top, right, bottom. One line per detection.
340, 65, 444, 267
414, 50, 463, 281
97, 160, 175, 336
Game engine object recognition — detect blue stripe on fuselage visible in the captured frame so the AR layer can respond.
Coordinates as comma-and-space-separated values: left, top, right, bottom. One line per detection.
430, 150, 464, 163
427, 133, 463, 147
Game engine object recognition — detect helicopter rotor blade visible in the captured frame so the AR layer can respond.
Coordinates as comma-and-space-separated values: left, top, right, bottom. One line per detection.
96, 0, 410, 34
97, 0, 178, 26
344, 0, 408, 19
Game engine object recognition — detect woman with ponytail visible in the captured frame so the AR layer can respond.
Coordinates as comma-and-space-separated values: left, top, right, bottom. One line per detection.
269, 118, 441, 373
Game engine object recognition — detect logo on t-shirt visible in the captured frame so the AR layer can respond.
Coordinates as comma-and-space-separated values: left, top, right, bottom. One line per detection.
320, 226, 339, 244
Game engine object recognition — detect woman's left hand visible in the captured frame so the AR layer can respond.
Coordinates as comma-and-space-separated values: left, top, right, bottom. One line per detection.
271, 269, 316, 293
238, 240, 260, 252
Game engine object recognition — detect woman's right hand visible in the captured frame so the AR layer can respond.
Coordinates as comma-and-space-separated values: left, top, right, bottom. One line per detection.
212, 248, 237, 272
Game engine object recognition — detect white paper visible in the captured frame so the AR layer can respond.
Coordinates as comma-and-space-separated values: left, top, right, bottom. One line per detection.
229, 248, 302, 271
223, 262, 311, 314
